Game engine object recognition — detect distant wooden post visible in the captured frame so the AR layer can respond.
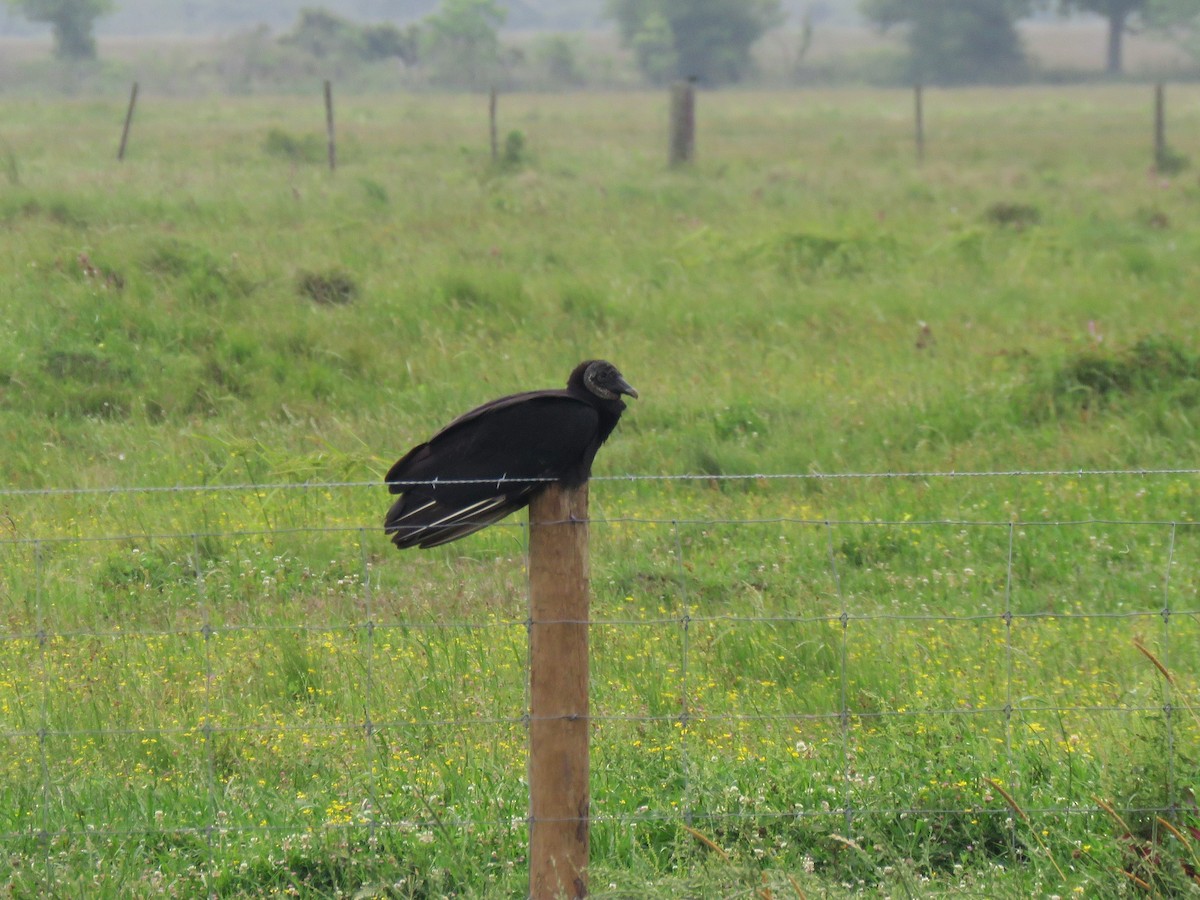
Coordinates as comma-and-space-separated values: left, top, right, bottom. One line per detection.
117, 82, 138, 162
489, 87, 499, 163
668, 80, 695, 167
1154, 82, 1166, 170
528, 483, 590, 900
914, 83, 925, 165
324, 80, 336, 172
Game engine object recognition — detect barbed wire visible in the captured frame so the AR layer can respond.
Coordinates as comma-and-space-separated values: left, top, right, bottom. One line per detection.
6, 700, 1194, 745
0, 465, 1197, 498
4, 606, 1196, 646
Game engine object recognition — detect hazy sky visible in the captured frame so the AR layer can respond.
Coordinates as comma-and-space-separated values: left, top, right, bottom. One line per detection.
0, 0, 1087, 40
1, 1, 861, 38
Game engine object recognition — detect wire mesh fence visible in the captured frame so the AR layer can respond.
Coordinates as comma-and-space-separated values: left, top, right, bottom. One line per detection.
0, 470, 1197, 893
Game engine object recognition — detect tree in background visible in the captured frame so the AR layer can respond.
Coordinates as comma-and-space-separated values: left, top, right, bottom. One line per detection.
280, 8, 364, 58
280, 8, 419, 65
626, 10, 676, 83
363, 22, 421, 67
422, 0, 506, 88
530, 33, 587, 86
1151, 0, 1200, 22
606, 0, 784, 85
861, 0, 1031, 84
5, 0, 114, 60
1045, 0, 1200, 75
1052, 0, 1147, 73
1146, 0, 1200, 65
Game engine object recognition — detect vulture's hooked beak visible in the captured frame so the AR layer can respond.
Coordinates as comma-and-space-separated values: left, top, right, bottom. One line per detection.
616, 376, 638, 400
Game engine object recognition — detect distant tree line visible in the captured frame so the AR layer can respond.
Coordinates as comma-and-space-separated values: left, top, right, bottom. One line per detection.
4, 0, 1199, 85
279, 8, 421, 66
261, 0, 785, 89
863, 0, 1200, 83
285, 0, 785, 87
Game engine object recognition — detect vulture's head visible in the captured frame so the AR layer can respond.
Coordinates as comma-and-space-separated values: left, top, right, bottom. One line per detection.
573, 360, 638, 403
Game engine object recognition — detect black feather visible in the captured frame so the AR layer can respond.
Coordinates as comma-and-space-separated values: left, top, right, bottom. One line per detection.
384, 360, 636, 549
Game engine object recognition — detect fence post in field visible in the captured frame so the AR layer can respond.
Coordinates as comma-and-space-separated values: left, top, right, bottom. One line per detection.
668, 79, 696, 167
489, 86, 499, 163
324, 80, 336, 172
1154, 82, 1166, 171
914, 83, 925, 164
528, 483, 590, 900
117, 82, 138, 162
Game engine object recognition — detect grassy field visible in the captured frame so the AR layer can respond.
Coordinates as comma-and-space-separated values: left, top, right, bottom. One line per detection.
1, 86, 1200, 897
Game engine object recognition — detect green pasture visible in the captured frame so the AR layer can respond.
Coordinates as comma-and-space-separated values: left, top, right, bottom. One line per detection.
1, 86, 1199, 896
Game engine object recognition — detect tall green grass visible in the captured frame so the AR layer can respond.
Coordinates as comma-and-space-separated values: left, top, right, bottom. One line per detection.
0, 87, 1198, 896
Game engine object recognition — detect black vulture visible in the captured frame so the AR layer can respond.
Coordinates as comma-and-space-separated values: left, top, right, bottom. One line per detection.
384, 360, 637, 549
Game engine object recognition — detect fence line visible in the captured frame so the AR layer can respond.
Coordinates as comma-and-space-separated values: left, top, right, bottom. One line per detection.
2, 465, 1199, 499
1, 477, 1196, 893
7, 698, 1195, 740
3, 604, 1195, 647
89, 80, 1198, 176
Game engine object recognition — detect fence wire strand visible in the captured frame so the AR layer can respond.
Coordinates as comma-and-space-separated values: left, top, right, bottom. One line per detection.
1, 465, 1199, 499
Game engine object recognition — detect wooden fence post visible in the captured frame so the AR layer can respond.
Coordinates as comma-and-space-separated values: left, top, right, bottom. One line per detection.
914, 83, 925, 165
668, 80, 695, 167
324, 80, 336, 172
1154, 81, 1166, 171
528, 483, 590, 900
117, 82, 138, 162
489, 86, 499, 163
